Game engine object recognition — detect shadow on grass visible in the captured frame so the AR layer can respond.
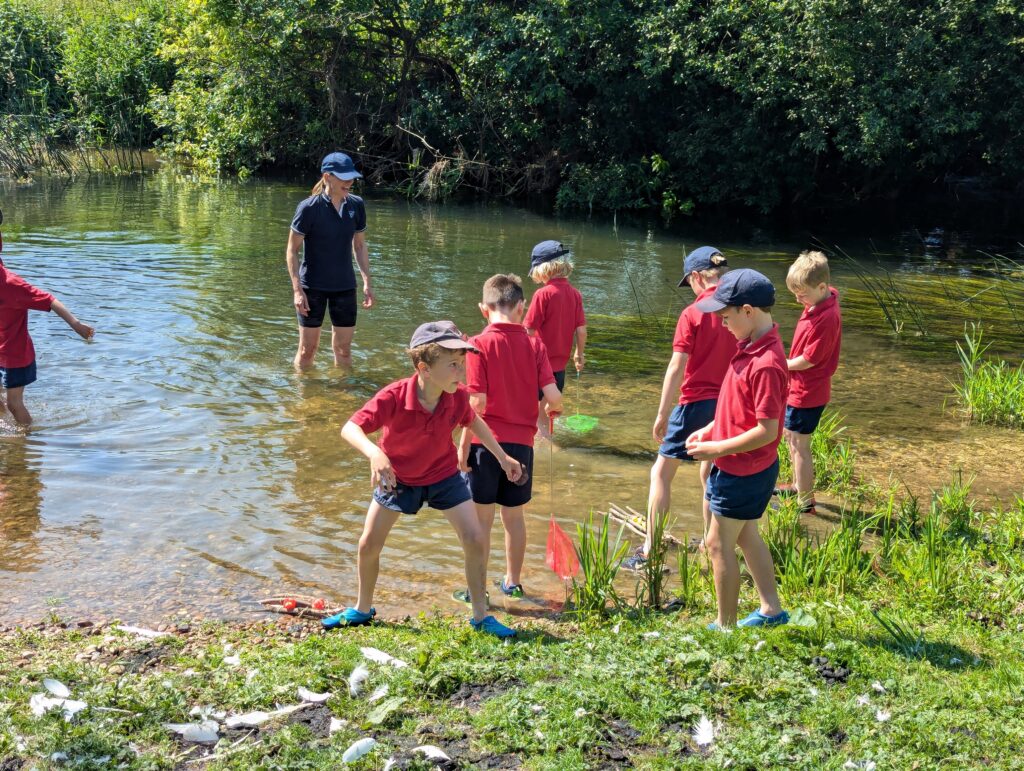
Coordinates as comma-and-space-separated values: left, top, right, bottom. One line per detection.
853, 634, 987, 671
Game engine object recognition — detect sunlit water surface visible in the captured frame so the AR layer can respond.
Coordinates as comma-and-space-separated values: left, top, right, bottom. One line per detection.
1, 176, 1021, 624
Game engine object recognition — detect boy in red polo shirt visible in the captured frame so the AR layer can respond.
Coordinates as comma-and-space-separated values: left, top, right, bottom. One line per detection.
775, 251, 842, 516
457, 274, 563, 601
523, 240, 586, 436
624, 246, 734, 571
0, 212, 95, 427
328, 321, 523, 638
686, 269, 790, 630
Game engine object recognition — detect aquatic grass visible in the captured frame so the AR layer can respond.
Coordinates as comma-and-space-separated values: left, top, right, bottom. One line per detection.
871, 609, 926, 658
672, 535, 704, 610
832, 246, 932, 337
952, 323, 1024, 430
569, 511, 629, 618
777, 409, 857, 494
635, 511, 672, 609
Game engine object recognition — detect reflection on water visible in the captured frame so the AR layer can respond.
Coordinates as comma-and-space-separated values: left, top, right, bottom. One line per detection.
0, 175, 1021, 624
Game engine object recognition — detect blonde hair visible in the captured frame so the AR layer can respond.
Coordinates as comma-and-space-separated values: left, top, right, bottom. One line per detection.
787, 250, 830, 291
482, 273, 524, 308
697, 260, 729, 284
529, 255, 574, 283
407, 343, 460, 368
310, 175, 355, 197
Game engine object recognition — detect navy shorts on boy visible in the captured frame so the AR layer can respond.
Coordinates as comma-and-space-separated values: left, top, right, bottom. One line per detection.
467, 442, 533, 507
659, 398, 717, 461
537, 369, 566, 400
298, 288, 357, 328
0, 360, 37, 389
706, 458, 780, 521
784, 404, 826, 435
373, 470, 471, 515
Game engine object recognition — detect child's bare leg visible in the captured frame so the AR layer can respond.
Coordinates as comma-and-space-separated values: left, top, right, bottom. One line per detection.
499, 505, 526, 586
475, 502, 496, 578
443, 500, 490, 622
788, 430, 814, 505
4, 387, 32, 426
330, 325, 355, 368
699, 460, 712, 552
645, 455, 680, 553
706, 514, 746, 626
294, 326, 321, 369
736, 520, 783, 616
354, 501, 402, 612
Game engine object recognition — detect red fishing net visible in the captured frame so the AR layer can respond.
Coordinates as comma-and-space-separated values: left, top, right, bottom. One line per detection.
546, 516, 580, 579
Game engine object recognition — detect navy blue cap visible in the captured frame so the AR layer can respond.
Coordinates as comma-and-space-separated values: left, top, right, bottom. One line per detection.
409, 320, 478, 351
530, 240, 570, 270
678, 246, 727, 286
696, 268, 775, 312
320, 152, 362, 181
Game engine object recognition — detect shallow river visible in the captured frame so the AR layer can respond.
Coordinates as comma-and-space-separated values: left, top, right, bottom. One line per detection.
1, 175, 1022, 625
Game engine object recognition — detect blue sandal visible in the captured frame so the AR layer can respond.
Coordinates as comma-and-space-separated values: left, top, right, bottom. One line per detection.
470, 615, 516, 639
737, 609, 790, 628
322, 607, 376, 629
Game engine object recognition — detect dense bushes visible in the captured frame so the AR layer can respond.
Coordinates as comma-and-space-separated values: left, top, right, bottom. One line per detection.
4, 0, 1024, 213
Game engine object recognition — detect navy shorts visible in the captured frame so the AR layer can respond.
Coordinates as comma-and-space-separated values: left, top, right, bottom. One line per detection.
0, 361, 37, 389
298, 288, 357, 328
373, 470, 471, 515
467, 442, 533, 507
659, 398, 717, 461
705, 459, 780, 521
538, 369, 566, 400
785, 405, 826, 435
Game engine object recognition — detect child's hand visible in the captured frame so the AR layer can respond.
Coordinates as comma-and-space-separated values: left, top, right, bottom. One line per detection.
500, 455, 523, 483
73, 321, 95, 340
370, 449, 396, 491
652, 413, 668, 443
574, 351, 585, 371
544, 404, 562, 419
684, 439, 723, 461
457, 445, 470, 473
685, 426, 711, 446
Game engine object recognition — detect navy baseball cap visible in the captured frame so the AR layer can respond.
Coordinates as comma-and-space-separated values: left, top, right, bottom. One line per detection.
696, 268, 775, 312
320, 152, 362, 181
678, 246, 727, 286
530, 240, 570, 270
409, 321, 477, 351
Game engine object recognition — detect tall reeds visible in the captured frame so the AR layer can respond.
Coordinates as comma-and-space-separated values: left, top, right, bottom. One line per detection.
952, 323, 1024, 430
570, 511, 629, 618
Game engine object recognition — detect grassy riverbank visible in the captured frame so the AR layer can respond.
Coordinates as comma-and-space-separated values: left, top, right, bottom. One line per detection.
3, 473, 1023, 769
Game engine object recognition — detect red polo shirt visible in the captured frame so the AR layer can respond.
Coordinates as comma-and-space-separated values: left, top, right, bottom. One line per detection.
673, 285, 736, 404
0, 264, 54, 369
523, 277, 586, 372
466, 322, 555, 447
350, 374, 475, 486
712, 325, 789, 476
788, 288, 842, 408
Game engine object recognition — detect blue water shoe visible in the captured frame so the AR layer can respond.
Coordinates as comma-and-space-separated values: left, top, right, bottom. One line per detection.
470, 615, 516, 639
737, 609, 790, 628
322, 607, 376, 629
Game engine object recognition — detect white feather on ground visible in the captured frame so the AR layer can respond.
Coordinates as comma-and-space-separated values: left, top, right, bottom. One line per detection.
348, 664, 370, 696
692, 715, 715, 746
297, 687, 331, 703
341, 737, 376, 763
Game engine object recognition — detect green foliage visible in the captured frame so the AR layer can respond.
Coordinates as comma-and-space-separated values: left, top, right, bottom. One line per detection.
953, 323, 1024, 430
778, 409, 857, 494
635, 510, 672, 610
570, 511, 628, 618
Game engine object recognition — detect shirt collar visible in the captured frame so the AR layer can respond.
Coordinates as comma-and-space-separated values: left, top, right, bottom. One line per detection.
402, 373, 449, 416
486, 322, 526, 334
548, 277, 568, 285
320, 192, 348, 213
806, 287, 838, 316
738, 323, 780, 356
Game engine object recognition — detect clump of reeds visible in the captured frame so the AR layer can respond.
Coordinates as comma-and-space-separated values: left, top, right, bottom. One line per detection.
570, 511, 628, 618
635, 511, 672, 609
952, 323, 1024, 430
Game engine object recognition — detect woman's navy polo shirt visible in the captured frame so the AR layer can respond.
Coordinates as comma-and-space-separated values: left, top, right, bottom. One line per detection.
290, 193, 367, 292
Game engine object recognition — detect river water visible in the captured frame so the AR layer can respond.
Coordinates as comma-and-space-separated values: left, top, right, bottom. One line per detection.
1, 175, 1022, 625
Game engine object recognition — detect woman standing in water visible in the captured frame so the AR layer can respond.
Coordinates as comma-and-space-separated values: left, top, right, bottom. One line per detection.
286, 152, 374, 369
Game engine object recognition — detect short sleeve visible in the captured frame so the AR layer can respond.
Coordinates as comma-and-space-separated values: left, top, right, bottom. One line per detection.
751, 366, 789, 421
4, 274, 54, 311
524, 289, 546, 329
354, 198, 367, 233
673, 306, 697, 354
350, 389, 394, 434
454, 388, 475, 428
290, 198, 313, 236
801, 315, 840, 365
535, 339, 556, 387
465, 345, 487, 394
574, 289, 586, 327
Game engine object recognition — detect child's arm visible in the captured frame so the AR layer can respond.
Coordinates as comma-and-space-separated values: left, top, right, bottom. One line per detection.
787, 355, 815, 371
50, 299, 94, 340
685, 418, 778, 461
653, 351, 687, 442
468, 414, 523, 482
540, 383, 563, 419
573, 325, 587, 371
340, 420, 396, 491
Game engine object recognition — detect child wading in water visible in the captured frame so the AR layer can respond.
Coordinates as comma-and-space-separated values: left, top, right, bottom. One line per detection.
523, 240, 586, 437
328, 321, 522, 638
775, 251, 842, 516
686, 269, 790, 629
458, 274, 563, 602
0, 209, 95, 427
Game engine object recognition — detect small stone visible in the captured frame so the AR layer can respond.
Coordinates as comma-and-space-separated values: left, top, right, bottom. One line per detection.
109, 664, 125, 675
77, 620, 94, 629
177, 624, 191, 634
